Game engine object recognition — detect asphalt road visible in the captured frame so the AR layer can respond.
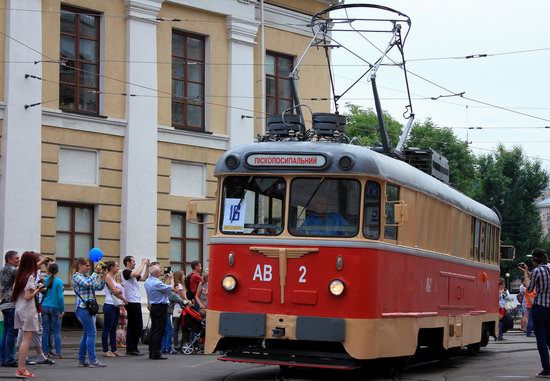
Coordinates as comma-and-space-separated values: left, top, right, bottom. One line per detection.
0, 331, 541, 381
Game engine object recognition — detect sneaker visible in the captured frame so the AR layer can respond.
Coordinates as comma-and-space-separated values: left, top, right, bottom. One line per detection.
77, 361, 89, 367
37, 358, 55, 365
537, 370, 550, 378
25, 359, 36, 366
89, 361, 107, 368
168, 349, 178, 355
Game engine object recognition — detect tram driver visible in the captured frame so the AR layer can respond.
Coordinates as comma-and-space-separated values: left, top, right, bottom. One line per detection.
299, 197, 350, 236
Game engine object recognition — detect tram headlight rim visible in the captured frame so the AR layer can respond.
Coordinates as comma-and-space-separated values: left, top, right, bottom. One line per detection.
328, 278, 345, 296
222, 274, 238, 292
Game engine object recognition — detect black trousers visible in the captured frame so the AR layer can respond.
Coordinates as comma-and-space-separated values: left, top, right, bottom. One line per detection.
149, 304, 168, 357
125, 302, 143, 353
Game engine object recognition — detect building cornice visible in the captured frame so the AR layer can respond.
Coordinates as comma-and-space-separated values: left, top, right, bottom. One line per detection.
257, 2, 313, 37
158, 125, 229, 151
42, 108, 127, 136
125, 0, 164, 24
226, 16, 260, 46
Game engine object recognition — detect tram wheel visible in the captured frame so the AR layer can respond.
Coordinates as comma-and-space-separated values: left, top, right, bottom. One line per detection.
467, 343, 481, 355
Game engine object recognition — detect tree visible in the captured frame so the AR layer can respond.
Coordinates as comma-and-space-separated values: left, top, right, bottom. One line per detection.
344, 103, 403, 148
344, 104, 477, 195
473, 145, 549, 261
406, 119, 478, 196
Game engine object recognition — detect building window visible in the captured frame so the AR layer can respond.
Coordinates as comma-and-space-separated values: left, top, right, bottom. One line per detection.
266, 52, 294, 116
56, 204, 94, 284
60, 6, 100, 114
170, 213, 203, 273
172, 31, 205, 130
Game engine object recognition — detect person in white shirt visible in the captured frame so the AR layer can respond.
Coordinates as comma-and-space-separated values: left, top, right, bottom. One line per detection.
121, 256, 149, 356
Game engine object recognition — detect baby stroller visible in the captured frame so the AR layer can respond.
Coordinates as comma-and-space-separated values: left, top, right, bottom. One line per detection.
180, 305, 205, 355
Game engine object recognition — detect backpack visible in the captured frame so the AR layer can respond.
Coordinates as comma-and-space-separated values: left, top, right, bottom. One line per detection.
185, 273, 196, 300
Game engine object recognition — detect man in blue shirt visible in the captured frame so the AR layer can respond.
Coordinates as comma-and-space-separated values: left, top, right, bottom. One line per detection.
144, 265, 173, 360
299, 197, 351, 236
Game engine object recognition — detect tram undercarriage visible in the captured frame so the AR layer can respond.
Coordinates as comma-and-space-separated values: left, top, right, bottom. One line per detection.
207, 310, 498, 369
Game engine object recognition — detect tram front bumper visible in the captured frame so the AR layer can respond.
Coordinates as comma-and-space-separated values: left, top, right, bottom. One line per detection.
217, 312, 346, 342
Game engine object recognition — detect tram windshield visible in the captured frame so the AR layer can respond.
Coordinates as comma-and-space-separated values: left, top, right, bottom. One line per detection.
220, 176, 285, 235
289, 178, 360, 237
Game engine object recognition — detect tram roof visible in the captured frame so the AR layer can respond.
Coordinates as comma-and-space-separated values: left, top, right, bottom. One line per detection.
215, 141, 500, 225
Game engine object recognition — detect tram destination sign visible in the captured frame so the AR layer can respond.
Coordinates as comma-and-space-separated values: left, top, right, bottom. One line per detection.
246, 153, 327, 168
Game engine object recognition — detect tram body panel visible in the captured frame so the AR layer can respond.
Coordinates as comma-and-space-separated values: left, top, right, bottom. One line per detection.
206, 240, 499, 359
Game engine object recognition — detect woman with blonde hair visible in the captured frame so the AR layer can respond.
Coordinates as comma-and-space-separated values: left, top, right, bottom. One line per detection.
13, 251, 41, 379
72, 258, 106, 368
102, 261, 127, 357
171, 271, 188, 352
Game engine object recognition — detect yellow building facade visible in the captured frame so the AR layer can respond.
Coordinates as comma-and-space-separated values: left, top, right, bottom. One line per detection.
0, 0, 334, 289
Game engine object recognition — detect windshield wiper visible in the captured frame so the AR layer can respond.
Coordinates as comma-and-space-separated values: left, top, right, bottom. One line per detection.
296, 177, 325, 222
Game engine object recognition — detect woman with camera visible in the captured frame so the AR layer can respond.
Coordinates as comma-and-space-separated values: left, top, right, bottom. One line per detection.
13, 251, 43, 379
72, 258, 106, 368
102, 261, 127, 357
41, 263, 64, 359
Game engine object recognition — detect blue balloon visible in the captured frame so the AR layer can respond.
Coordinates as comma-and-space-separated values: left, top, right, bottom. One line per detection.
89, 247, 104, 262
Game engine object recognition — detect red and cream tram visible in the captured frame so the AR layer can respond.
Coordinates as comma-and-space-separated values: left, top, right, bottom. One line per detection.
205, 138, 501, 369
205, 3, 500, 369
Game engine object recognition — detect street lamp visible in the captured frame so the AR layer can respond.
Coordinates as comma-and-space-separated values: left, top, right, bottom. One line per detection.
505, 272, 510, 291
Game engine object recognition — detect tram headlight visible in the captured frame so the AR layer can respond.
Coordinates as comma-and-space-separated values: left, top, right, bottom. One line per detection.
222, 275, 237, 292
329, 279, 345, 296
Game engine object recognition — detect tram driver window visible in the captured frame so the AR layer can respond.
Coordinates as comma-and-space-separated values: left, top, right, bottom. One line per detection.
289, 178, 360, 237
364, 181, 381, 239
384, 184, 400, 240
220, 176, 285, 235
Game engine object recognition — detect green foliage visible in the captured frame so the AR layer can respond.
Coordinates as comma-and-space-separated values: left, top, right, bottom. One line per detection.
406, 119, 478, 196
472, 145, 549, 261
344, 103, 402, 147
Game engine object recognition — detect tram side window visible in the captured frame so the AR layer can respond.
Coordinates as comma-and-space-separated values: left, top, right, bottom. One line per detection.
475, 219, 481, 261
364, 181, 381, 240
220, 176, 285, 235
289, 178, 360, 237
384, 184, 399, 240
479, 222, 486, 261
470, 217, 475, 259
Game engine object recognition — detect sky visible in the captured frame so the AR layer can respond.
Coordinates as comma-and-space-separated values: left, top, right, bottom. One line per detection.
326, 0, 550, 169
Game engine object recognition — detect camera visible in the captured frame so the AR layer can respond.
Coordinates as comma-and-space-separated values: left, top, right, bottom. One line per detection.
164, 266, 172, 275
37, 279, 47, 291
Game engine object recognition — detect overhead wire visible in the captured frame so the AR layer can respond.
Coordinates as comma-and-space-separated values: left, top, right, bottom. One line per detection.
325, 15, 550, 124
4, 5, 550, 128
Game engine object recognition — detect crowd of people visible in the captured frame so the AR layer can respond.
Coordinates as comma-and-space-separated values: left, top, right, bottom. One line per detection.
0, 250, 208, 378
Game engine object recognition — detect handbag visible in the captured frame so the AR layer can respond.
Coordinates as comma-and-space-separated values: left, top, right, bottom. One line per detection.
141, 316, 151, 345
74, 285, 99, 316
172, 303, 183, 318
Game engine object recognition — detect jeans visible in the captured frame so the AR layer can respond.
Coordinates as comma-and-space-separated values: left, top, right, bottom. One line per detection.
172, 317, 187, 349
532, 304, 550, 371
75, 307, 98, 364
41, 307, 62, 356
528, 307, 534, 335
149, 304, 167, 358
0, 308, 17, 365
125, 302, 143, 353
161, 315, 173, 352
102, 304, 120, 353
